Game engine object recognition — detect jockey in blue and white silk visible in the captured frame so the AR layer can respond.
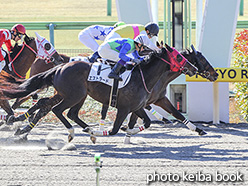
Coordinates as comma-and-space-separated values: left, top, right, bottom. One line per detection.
78, 25, 114, 62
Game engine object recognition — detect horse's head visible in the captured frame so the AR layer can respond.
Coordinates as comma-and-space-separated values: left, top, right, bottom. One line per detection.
29, 32, 64, 65
159, 44, 197, 77
184, 45, 218, 81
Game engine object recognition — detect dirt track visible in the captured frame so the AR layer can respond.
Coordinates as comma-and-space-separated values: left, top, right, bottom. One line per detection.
0, 121, 247, 186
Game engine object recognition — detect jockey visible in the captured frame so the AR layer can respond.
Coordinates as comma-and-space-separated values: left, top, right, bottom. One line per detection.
105, 22, 159, 51
0, 24, 26, 72
78, 22, 126, 63
98, 34, 150, 81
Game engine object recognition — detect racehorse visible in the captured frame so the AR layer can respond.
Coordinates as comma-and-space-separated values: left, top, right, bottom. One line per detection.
8, 45, 217, 142
11, 54, 71, 110
119, 45, 219, 143
0, 45, 197, 142
0, 32, 63, 124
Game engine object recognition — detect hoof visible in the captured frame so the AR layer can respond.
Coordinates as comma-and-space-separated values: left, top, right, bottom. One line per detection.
199, 130, 207, 136
14, 128, 22, 136
162, 117, 173, 124
196, 128, 207, 136
14, 133, 28, 143
120, 125, 128, 132
14, 125, 32, 136
90, 135, 97, 144
123, 134, 131, 144
0, 121, 4, 127
82, 127, 91, 134
68, 134, 74, 142
7, 115, 15, 125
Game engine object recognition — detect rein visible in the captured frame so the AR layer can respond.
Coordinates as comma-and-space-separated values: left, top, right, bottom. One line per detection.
138, 48, 188, 94
8, 38, 55, 79
9, 43, 37, 79
139, 66, 151, 94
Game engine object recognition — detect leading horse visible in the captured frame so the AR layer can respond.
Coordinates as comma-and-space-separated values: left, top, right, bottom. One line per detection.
0, 32, 63, 124
0, 45, 197, 141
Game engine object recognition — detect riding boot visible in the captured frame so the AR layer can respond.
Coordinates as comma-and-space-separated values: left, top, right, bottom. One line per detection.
108, 62, 123, 81
89, 51, 100, 63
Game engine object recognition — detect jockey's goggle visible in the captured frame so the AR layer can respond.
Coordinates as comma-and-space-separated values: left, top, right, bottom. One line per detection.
16, 32, 24, 39
147, 32, 157, 38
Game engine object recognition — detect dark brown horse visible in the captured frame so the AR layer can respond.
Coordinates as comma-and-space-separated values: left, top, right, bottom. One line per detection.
11, 54, 71, 110
0, 32, 63, 124
0, 45, 197, 141
9, 45, 217, 141
119, 45, 219, 143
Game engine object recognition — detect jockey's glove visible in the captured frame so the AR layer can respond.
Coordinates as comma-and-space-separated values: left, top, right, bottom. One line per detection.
131, 58, 142, 65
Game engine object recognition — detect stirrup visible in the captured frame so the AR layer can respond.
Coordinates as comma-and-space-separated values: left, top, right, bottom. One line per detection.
108, 73, 122, 81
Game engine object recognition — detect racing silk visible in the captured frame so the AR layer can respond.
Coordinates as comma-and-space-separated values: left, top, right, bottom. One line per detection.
108, 38, 139, 62
105, 24, 159, 51
0, 29, 13, 61
108, 24, 145, 39
87, 25, 114, 41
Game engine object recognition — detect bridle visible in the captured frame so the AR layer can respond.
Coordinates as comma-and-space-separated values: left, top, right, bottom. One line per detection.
194, 52, 214, 79
35, 37, 57, 64
156, 48, 189, 74
8, 38, 56, 78
191, 45, 212, 79
139, 48, 189, 93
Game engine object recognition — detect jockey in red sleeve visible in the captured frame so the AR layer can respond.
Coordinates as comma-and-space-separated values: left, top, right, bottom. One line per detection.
0, 24, 26, 72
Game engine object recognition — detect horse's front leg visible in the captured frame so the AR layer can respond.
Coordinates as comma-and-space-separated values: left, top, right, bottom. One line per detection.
99, 104, 109, 131
121, 108, 151, 135
84, 109, 129, 136
154, 97, 207, 136
121, 113, 138, 144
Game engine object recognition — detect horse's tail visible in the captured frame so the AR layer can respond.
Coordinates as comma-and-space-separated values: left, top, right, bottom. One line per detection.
0, 65, 60, 99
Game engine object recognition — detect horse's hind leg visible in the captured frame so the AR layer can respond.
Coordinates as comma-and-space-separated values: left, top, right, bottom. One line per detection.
12, 96, 32, 110
67, 98, 88, 129
52, 96, 88, 142
0, 99, 14, 126
14, 95, 62, 136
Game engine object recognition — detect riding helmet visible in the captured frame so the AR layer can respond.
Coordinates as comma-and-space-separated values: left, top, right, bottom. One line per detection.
145, 22, 159, 36
11, 24, 26, 35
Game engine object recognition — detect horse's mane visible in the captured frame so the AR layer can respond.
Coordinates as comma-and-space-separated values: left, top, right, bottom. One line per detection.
24, 35, 35, 45
180, 48, 192, 56
10, 35, 35, 59
141, 47, 167, 67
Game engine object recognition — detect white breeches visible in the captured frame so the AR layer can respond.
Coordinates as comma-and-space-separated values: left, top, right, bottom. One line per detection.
98, 41, 120, 62
78, 30, 99, 52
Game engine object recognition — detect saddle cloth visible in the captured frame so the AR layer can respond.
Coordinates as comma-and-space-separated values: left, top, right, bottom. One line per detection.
87, 62, 132, 88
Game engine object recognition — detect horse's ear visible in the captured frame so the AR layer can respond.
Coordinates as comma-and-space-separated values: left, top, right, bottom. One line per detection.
35, 32, 44, 41
164, 43, 173, 53
191, 44, 198, 55
24, 34, 31, 43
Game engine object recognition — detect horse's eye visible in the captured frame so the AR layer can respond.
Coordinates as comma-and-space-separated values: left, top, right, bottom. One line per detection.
176, 54, 183, 62
44, 43, 51, 50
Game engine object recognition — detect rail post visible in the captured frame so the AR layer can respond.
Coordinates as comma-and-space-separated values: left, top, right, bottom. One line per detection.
48, 23, 55, 47
107, 0, 112, 16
